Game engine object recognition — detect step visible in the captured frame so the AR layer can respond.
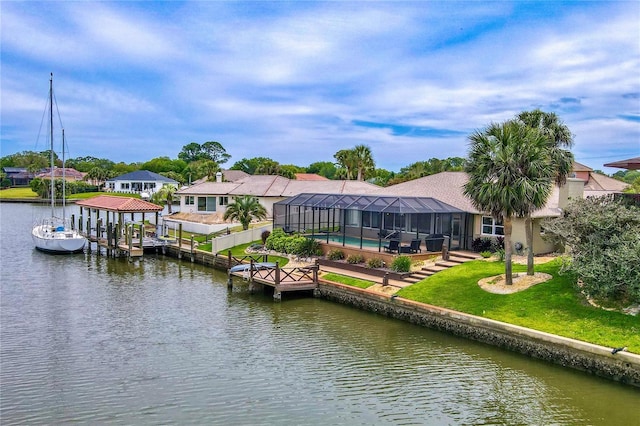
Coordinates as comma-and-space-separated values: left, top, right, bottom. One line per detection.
435, 260, 461, 268
449, 251, 483, 261
423, 265, 448, 273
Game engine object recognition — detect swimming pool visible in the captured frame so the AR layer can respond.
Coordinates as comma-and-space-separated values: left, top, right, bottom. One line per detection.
312, 234, 381, 248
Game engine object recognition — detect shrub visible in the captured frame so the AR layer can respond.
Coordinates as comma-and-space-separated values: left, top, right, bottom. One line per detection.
480, 250, 493, 258
471, 237, 493, 253
327, 249, 345, 260
284, 236, 307, 254
261, 230, 270, 244
366, 258, 384, 269
346, 254, 364, 264
390, 255, 411, 273
298, 238, 322, 257
495, 248, 505, 262
492, 236, 505, 251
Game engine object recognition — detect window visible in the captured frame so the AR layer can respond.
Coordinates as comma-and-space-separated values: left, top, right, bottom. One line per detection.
121, 182, 130, 190
361, 211, 380, 228
345, 209, 359, 226
197, 196, 216, 212
219, 196, 229, 206
185, 196, 195, 205
481, 216, 504, 236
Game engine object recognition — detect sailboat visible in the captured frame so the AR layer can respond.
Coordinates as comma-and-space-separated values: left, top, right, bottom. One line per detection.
31, 73, 87, 254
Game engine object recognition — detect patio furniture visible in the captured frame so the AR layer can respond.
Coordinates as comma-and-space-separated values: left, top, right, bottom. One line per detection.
384, 239, 400, 254
425, 234, 445, 252
409, 239, 422, 253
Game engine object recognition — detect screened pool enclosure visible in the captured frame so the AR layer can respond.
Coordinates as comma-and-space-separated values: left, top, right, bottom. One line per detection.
273, 193, 473, 252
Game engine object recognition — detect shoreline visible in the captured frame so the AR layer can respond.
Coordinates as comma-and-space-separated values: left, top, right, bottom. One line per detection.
160, 245, 640, 387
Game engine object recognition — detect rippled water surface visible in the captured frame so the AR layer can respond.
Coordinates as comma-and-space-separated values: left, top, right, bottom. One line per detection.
1, 203, 638, 425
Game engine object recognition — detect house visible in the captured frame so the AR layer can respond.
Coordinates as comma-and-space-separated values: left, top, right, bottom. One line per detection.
35, 167, 85, 182
106, 170, 179, 197
370, 162, 631, 253
2, 167, 33, 186
175, 174, 380, 218
571, 161, 629, 197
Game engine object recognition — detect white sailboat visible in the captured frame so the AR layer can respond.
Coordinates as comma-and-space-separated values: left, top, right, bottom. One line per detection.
32, 73, 87, 254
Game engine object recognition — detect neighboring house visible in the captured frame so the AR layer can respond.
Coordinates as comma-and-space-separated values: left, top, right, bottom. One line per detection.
2, 167, 33, 186
294, 173, 329, 181
106, 170, 179, 197
190, 169, 250, 186
175, 174, 380, 217
571, 161, 629, 197
35, 167, 85, 182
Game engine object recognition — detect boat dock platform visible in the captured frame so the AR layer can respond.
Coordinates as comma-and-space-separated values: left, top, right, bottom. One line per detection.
228, 259, 319, 301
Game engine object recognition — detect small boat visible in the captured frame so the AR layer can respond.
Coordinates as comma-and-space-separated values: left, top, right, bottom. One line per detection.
229, 262, 277, 273
32, 74, 87, 254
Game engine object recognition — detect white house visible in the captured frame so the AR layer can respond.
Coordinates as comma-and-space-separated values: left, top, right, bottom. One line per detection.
106, 170, 179, 197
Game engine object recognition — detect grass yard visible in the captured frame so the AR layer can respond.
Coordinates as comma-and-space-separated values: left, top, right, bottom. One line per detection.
397, 259, 640, 353
321, 272, 376, 289
0, 187, 38, 198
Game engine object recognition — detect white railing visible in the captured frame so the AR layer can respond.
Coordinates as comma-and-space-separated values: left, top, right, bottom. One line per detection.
211, 224, 273, 254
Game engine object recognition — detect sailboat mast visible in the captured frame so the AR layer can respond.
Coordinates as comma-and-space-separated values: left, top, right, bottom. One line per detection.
62, 128, 66, 223
49, 73, 55, 216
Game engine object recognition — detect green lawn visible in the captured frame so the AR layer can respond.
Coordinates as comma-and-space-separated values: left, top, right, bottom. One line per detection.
0, 187, 38, 198
321, 272, 375, 289
397, 259, 640, 353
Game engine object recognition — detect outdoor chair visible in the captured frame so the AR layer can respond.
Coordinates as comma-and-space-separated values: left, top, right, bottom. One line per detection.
409, 239, 422, 253
383, 239, 400, 254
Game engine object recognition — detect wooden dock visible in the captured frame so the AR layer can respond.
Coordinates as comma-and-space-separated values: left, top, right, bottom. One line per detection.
228, 259, 319, 301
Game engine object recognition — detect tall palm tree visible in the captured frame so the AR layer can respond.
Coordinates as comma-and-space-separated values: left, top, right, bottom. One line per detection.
517, 109, 574, 275
464, 120, 554, 285
223, 195, 268, 230
353, 144, 375, 181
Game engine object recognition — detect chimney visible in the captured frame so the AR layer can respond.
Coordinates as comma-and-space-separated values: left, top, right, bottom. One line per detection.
559, 177, 584, 209
215, 171, 223, 183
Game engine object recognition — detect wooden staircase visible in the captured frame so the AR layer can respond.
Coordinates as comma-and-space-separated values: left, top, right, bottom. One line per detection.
402, 251, 483, 284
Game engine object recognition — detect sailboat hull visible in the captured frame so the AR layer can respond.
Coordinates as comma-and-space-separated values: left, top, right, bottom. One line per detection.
32, 222, 86, 254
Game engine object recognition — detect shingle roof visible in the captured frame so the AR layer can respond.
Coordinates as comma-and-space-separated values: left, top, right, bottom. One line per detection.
584, 172, 629, 194
107, 170, 178, 183
76, 195, 163, 212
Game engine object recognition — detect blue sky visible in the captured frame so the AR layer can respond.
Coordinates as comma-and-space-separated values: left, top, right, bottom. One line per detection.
1, 1, 639, 174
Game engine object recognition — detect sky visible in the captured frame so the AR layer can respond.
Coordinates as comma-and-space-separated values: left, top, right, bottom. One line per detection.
1, 1, 639, 174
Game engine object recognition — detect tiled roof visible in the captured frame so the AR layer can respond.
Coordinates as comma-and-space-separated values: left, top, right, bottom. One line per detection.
36, 168, 85, 179
294, 173, 329, 181
584, 172, 629, 193
76, 195, 163, 212
176, 175, 380, 197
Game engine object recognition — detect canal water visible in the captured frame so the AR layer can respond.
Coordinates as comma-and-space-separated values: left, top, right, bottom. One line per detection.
1, 202, 637, 425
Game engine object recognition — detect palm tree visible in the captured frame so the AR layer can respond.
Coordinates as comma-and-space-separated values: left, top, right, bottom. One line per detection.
152, 184, 177, 213
353, 144, 375, 181
334, 149, 356, 180
517, 110, 574, 275
223, 195, 268, 230
464, 120, 554, 285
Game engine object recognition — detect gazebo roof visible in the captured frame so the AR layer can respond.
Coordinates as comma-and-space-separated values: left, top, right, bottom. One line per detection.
604, 156, 640, 170
274, 193, 463, 214
76, 195, 163, 213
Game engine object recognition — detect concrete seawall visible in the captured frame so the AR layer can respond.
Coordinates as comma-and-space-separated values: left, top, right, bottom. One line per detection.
317, 281, 640, 388
151, 246, 640, 387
